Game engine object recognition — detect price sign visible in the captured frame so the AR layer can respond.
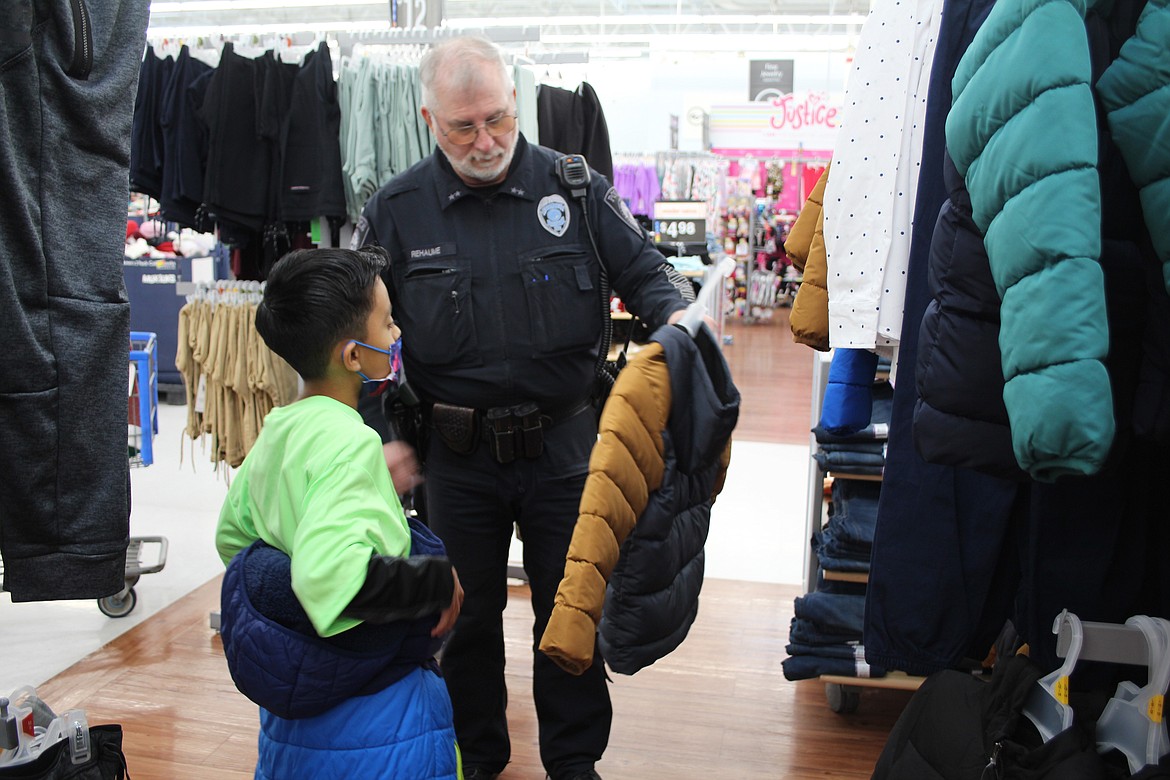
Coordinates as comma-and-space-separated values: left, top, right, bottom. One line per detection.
654, 218, 704, 240
652, 201, 707, 244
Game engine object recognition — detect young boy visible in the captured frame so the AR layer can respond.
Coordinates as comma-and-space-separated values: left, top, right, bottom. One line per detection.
215, 246, 464, 780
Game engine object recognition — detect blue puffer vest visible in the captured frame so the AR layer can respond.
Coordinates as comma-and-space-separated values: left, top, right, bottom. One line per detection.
220, 518, 459, 780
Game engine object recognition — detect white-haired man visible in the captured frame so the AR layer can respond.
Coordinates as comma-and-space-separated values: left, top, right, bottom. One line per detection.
354, 35, 689, 780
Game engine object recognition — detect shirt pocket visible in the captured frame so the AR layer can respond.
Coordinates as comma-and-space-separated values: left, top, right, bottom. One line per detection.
521, 246, 600, 356
401, 264, 479, 367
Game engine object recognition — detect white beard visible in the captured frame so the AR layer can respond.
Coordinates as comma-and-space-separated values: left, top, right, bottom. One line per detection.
450, 141, 516, 184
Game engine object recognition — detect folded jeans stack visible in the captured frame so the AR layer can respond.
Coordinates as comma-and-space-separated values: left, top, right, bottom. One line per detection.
813, 478, 881, 572
813, 382, 893, 477
783, 590, 887, 680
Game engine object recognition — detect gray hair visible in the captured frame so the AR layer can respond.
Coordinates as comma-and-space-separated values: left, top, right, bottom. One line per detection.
419, 36, 512, 110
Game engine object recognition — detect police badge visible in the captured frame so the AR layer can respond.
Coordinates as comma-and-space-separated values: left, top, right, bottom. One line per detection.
538, 194, 571, 237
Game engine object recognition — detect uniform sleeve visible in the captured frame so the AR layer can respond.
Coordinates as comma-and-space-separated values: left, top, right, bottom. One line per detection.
290, 459, 413, 637
342, 554, 454, 623
591, 177, 688, 329
351, 205, 381, 252
354, 198, 401, 303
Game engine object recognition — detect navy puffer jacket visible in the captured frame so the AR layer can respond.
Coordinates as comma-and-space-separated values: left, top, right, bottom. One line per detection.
541, 325, 739, 676
914, 151, 1027, 480
597, 325, 740, 675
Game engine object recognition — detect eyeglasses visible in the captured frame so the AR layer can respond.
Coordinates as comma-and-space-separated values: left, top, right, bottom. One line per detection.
434, 113, 517, 145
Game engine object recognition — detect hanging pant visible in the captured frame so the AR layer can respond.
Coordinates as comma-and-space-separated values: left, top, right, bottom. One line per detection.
0, 0, 148, 600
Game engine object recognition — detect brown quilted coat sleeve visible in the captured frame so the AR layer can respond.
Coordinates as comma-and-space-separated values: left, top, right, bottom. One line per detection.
787, 162, 832, 351
539, 343, 671, 676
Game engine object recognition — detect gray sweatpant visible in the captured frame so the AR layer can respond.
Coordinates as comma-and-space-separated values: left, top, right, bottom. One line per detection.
0, 0, 149, 601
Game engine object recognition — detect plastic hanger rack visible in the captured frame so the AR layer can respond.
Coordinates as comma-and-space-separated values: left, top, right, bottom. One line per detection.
1082, 616, 1170, 773
1025, 610, 1170, 774
1022, 610, 1083, 741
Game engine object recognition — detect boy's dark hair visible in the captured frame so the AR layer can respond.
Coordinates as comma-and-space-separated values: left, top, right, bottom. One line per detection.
255, 246, 389, 380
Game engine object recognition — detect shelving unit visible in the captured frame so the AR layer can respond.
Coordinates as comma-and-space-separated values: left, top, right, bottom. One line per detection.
801, 350, 925, 712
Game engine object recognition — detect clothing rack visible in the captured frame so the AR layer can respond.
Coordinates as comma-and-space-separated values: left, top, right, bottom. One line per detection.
1055, 615, 1152, 666
145, 33, 302, 61
332, 26, 540, 57
1039, 611, 1170, 773
182, 279, 265, 305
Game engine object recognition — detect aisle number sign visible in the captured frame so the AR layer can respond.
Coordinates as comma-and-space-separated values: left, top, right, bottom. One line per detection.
653, 201, 706, 243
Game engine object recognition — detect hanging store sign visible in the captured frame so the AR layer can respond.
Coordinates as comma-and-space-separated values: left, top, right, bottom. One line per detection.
749, 60, 795, 101
709, 92, 841, 150
653, 201, 707, 243
390, 0, 444, 28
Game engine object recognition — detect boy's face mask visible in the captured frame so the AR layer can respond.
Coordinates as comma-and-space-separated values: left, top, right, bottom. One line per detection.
348, 338, 402, 385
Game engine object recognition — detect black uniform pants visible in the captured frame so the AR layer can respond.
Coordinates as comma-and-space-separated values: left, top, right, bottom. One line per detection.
424, 407, 612, 779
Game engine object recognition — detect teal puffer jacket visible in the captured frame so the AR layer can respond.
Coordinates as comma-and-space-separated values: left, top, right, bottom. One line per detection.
946, 0, 1115, 481
1096, 0, 1170, 294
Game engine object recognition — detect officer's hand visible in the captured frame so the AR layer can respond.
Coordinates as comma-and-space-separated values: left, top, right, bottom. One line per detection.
432, 567, 463, 637
667, 308, 718, 332
383, 440, 423, 495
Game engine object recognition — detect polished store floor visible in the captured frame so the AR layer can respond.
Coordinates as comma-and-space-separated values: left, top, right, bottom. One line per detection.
0, 311, 910, 778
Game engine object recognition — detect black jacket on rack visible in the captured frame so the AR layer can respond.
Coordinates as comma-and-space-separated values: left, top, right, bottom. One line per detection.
159, 46, 213, 229
130, 46, 173, 199
536, 82, 614, 183
200, 43, 268, 231
913, 149, 1025, 481
279, 42, 346, 227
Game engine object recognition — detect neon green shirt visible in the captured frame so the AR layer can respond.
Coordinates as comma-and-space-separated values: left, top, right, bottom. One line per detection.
216, 395, 411, 637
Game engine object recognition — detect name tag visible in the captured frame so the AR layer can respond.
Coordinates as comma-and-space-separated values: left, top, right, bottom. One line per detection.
408, 242, 457, 260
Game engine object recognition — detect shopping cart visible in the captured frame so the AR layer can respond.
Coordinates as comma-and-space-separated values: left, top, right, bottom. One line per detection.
99, 332, 171, 618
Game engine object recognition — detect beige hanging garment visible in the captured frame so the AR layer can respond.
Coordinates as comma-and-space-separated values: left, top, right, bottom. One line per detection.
222, 302, 246, 468
175, 302, 203, 441
238, 303, 260, 455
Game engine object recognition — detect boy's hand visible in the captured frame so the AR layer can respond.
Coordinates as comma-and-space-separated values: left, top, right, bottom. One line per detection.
383, 441, 423, 495
431, 567, 463, 637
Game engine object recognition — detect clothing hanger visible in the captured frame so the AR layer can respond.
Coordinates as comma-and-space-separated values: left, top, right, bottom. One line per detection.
1094, 615, 1170, 773
1021, 609, 1083, 741
676, 256, 734, 338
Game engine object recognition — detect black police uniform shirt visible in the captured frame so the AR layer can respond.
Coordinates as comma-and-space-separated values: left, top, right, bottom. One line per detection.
354, 134, 688, 411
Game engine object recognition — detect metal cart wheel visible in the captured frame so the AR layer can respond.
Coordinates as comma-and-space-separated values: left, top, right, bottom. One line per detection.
825, 682, 860, 714
97, 587, 137, 618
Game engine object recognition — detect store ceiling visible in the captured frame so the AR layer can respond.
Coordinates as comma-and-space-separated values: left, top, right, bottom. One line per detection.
146, 0, 869, 52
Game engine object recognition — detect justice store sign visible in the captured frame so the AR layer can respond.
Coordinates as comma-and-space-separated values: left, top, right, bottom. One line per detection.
708, 92, 841, 151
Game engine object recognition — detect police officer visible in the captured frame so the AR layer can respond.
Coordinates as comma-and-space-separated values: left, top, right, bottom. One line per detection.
354, 36, 689, 780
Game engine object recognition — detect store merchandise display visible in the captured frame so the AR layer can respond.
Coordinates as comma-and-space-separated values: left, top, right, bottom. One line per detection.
785, 352, 892, 686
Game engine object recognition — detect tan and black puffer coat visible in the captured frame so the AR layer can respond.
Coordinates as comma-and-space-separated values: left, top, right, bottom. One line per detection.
539, 323, 739, 676
785, 162, 832, 351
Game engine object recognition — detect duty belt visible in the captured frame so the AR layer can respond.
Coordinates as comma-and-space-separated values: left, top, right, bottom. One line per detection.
429, 398, 591, 463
